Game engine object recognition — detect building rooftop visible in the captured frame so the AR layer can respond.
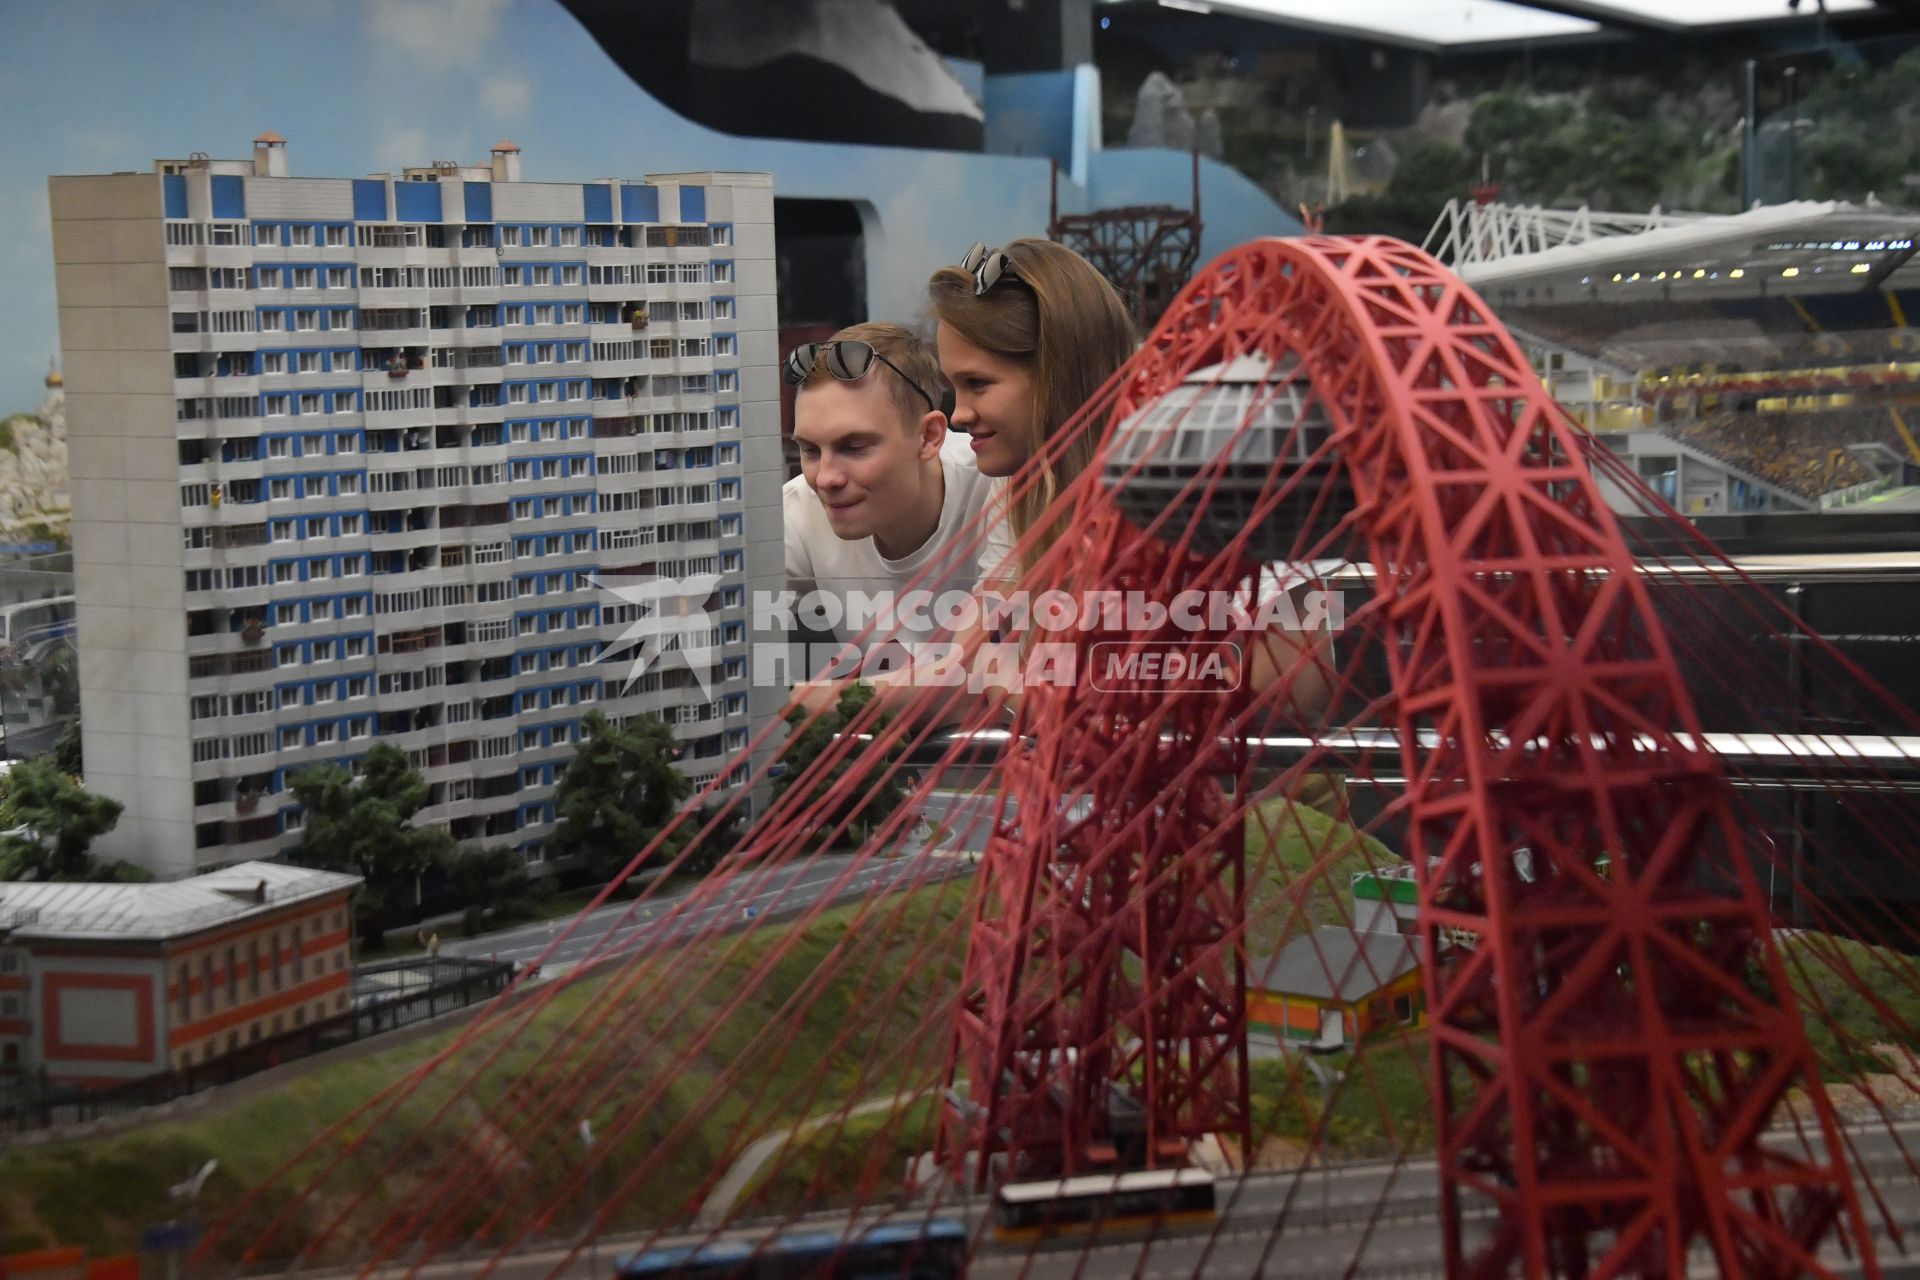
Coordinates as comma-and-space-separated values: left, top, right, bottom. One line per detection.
1251, 926, 1422, 1002
0, 861, 360, 943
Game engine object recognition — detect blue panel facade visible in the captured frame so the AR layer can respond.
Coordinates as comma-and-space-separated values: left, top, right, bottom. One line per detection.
680, 186, 705, 223
582, 183, 612, 223
464, 181, 493, 223
983, 71, 1079, 173
162, 174, 187, 219
620, 183, 658, 223
395, 181, 442, 223
352, 179, 388, 222
210, 175, 246, 219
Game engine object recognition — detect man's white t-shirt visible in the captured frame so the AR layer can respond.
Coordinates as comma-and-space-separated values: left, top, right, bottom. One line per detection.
786, 432, 1015, 650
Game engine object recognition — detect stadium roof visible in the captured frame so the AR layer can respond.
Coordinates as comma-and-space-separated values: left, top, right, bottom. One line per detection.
1148, 0, 1875, 51
1438, 200, 1920, 304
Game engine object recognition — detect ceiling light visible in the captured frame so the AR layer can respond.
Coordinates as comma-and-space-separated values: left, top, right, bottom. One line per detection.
1782, 267, 1800, 278
1729, 268, 1745, 278
1534, 0, 1872, 26
1853, 263, 1872, 274
1170, 0, 1596, 47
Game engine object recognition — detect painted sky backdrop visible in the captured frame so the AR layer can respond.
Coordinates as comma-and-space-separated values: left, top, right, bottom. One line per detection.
0, 0, 1298, 413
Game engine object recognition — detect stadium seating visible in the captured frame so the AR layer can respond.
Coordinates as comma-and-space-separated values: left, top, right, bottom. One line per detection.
1661, 407, 1907, 499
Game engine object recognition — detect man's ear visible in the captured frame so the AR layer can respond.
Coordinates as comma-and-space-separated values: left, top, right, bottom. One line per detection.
916, 409, 948, 461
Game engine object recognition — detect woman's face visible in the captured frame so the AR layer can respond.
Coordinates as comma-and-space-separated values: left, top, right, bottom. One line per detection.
937, 322, 1037, 478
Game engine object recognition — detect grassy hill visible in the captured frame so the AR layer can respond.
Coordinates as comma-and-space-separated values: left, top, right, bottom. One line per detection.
1244, 788, 1404, 957
0, 883, 973, 1263
0, 792, 1407, 1258
1783, 931, 1920, 1081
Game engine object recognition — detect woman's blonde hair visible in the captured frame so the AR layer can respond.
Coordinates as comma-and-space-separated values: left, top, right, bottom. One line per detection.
928, 238, 1134, 566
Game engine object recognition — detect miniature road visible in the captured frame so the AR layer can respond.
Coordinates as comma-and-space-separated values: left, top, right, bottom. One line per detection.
441, 842, 974, 973
350, 1125, 1920, 1280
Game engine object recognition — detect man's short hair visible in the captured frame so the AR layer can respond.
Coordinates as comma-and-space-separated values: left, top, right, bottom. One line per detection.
799, 321, 942, 429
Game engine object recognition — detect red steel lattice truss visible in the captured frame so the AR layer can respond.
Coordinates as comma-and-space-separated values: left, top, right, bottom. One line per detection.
942, 235, 1880, 1278
941, 515, 1255, 1184
1049, 154, 1204, 330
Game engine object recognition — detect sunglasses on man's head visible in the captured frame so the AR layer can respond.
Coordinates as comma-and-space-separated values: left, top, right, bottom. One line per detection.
960, 242, 1021, 297
783, 339, 938, 414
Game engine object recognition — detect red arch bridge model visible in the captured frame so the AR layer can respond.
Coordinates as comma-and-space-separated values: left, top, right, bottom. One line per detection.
204, 238, 1920, 1280
937, 235, 1875, 1279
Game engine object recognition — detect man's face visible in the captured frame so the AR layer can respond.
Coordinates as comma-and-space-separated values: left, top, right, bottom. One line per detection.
793, 376, 931, 544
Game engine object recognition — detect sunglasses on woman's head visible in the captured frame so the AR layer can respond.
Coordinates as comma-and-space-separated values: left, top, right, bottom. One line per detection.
960, 242, 1021, 297
783, 339, 938, 414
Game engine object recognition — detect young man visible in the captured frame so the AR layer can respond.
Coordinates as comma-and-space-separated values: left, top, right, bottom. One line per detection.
784, 322, 1008, 659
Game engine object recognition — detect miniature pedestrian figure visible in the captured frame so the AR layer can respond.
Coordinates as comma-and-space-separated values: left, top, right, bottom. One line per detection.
427, 932, 440, 958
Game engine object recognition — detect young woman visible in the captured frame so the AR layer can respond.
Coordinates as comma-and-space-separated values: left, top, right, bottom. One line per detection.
930, 238, 1334, 719
927, 238, 1134, 582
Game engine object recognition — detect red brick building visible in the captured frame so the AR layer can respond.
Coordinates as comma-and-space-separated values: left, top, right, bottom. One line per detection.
0, 862, 359, 1085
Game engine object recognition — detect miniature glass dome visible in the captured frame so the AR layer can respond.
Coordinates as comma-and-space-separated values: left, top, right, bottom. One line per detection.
1103, 353, 1349, 560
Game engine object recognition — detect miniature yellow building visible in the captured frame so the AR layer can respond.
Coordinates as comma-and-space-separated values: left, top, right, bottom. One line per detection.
1247, 926, 1424, 1049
